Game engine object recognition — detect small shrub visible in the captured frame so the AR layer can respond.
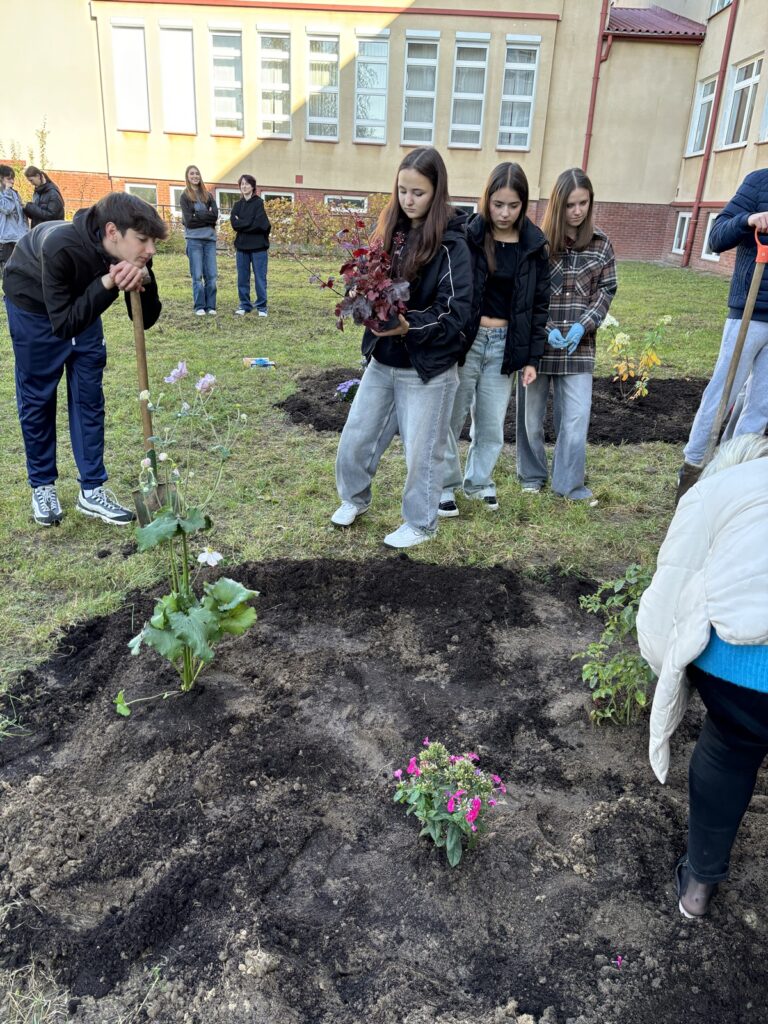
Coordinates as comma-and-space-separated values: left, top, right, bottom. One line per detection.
573, 563, 655, 725
393, 739, 506, 866
600, 314, 666, 400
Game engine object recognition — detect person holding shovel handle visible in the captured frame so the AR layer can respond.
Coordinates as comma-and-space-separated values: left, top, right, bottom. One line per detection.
2, 192, 167, 527
677, 169, 768, 502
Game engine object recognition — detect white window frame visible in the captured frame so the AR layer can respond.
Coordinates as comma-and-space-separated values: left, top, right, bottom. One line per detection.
497, 37, 540, 151
702, 211, 721, 262
401, 32, 440, 146
721, 57, 763, 148
672, 212, 692, 254
262, 191, 294, 202
258, 32, 291, 139
449, 35, 489, 149
453, 201, 478, 215
216, 188, 241, 220
324, 195, 368, 213
354, 34, 389, 144
686, 77, 716, 155
210, 30, 244, 136
111, 23, 150, 132
125, 183, 158, 206
159, 27, 197, 135
169, 185, 186, 219
760, 90, 768, 142
306, 34, 340, 141
709, 0, 732, 15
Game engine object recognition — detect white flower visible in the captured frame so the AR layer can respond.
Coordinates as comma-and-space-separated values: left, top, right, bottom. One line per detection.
659, 314, 673, 326
240, 413, 248, 423
197, 547, 223, 567
158, 452, 168, 462
139, 389, 151, 402
602, 314, 619, 329
141, 457, 152, 469
181, 401, 191, 413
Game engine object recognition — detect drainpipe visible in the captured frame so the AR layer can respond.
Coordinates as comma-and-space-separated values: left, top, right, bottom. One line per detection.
582, 0, 611, 172
681, 0, 739, 267
90, 1, 114, 191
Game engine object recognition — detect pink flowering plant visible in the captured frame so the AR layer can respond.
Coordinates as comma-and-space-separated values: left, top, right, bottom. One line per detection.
115, 362, 257, 716
393, 739, 506, 866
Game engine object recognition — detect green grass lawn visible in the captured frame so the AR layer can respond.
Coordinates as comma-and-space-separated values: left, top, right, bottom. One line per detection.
0, 255, 728, 689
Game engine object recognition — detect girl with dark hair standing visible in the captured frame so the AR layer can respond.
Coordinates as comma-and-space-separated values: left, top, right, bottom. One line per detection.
23, 167, 64, 228
331, 147, 472, 549
517, 168, 617, 500
439, 162, 550, 517
230, 174, 271, 316
180, 165, 218, 316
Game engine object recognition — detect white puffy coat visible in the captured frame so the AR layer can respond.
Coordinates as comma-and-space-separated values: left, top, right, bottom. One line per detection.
638, 458, 768, 783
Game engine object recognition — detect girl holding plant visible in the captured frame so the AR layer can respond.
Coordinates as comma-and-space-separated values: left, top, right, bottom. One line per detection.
439, 162, 550, 517
180, 165, 219, 316
331, 147, 472, 549
516, 168, 617, 500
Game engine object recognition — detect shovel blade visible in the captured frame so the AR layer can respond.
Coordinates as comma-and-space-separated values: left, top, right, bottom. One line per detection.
132, 483, 179, 527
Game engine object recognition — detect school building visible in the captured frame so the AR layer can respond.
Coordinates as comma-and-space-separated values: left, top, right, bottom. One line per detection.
2, 0, 766, 274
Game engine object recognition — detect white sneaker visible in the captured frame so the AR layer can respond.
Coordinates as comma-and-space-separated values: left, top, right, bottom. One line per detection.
521, 484, 542, 494
207, 309, 217, 316
257, 310, 268, 318
31, 484, 63, 527
331, 501, 369, 527
383, 523, 433, 549
195, 309, 206, 317
234, 308, 248, 316
77, 487, 135, 526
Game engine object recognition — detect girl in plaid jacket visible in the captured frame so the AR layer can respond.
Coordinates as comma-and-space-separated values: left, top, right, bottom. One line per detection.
516, 168, 617, 500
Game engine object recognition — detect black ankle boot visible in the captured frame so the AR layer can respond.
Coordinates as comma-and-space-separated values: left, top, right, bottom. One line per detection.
676, 855, 716, 918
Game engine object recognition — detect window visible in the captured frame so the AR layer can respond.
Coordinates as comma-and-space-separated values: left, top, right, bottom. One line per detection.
258, 33, 291, 138
112, 25, 150, 131
169, 185, 186, 219
453, 202, 477, 215
211, 32, 243, 134
449, 38, 489, 148
710, 0, 732, 14
402, 36, 439, 145
722, 58, 762, 146
125, 183, 158, 206
761, 91, 768, 142
307, 35, 339, 140
702, 211, 721, 261
686, 78, 716, 155
672, 212, 691, 254
262, 191, 294, 202
355, 37, 389, 143
324, 195, 368, 213
160, 28, 196, 134
216, 188, 240, 219
498, 42, 539, 149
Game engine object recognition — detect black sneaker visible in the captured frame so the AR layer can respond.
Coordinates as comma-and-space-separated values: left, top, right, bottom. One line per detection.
438, 500, 459, 518
77, 487, 135, 526
483, 495, 499, 511
32, 484, 63, 527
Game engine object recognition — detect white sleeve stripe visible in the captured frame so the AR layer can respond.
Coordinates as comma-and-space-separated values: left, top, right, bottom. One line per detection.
407, 245, 457, 331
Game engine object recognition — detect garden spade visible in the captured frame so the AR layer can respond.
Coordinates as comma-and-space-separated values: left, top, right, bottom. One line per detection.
676, 228, 768, 504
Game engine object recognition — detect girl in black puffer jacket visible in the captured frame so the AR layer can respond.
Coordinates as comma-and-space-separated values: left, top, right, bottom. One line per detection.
23, 167, 64, 228
439, 162, 550, 517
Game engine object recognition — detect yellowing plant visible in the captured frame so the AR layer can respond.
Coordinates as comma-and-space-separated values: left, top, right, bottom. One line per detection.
601, 315, 667, 401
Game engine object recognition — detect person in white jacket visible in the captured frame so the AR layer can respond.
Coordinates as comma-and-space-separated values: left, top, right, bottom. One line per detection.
638, 434, 768, 918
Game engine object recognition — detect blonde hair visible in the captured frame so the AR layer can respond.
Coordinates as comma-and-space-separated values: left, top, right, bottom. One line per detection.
700, 434, 768, 480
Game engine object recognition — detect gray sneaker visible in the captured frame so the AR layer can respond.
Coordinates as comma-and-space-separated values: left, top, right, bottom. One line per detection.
77, 487, 135, 526
32, 484, 63, 527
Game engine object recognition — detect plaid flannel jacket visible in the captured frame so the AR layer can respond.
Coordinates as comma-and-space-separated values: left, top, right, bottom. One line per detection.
539, 228, 617, 375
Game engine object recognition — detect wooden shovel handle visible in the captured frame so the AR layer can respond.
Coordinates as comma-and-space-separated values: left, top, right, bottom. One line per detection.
130, 290, 154, 453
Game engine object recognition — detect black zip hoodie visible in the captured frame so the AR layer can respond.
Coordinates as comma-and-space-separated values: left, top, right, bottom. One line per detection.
3, 207, 161, 339
230, 194, 271, 252
24, 179, 64, 228
465, 212, 551, 373
361, 210, 473, 383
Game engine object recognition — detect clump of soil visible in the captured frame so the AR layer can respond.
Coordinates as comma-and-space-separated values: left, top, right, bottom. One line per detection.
278, 367, 707, 445
1, 558, 766, 1024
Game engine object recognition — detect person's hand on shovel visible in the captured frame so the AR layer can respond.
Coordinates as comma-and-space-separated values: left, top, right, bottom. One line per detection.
102, 262, 150, 292
748, 211, 768, 234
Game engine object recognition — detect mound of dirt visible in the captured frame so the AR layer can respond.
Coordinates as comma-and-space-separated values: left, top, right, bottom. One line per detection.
1, 558, 766, 1024
278, 368, 707, 445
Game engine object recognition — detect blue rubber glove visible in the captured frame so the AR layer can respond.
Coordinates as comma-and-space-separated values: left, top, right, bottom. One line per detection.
565, 322, 585, 355
548, 328, 567, 349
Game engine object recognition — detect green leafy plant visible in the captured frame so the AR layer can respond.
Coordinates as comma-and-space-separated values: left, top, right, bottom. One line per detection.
574, 563, 655, 725
393, 739, 506, 866
116, 364, 257, 716
600, 313, 667, 400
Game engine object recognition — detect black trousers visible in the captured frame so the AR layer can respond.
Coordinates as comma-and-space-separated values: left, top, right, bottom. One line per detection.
687, 663, 768, 883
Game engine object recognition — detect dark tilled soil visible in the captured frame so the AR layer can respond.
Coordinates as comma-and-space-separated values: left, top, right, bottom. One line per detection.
1, 558, 766, 1024
278, 367, 708, 445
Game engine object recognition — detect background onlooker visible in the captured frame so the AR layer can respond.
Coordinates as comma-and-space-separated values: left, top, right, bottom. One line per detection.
230, 174, 271, 317
180, 164, 218, 316
0, 165, 29, 272
23, 166, 64, 228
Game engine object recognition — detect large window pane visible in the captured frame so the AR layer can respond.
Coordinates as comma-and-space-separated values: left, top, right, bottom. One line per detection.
497, 44, 539, 149
211, 32, 243, 133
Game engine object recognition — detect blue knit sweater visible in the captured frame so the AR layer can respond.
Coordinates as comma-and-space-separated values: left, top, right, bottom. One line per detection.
694, 631, 768, 692
709, 169, 768, 324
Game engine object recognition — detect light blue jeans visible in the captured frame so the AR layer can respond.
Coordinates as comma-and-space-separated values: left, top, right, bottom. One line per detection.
186, 238, 218, 312
335, 357, 459, 533
516, 371, 593, 500
443, 326, 512, 498
684, 317, 768, 465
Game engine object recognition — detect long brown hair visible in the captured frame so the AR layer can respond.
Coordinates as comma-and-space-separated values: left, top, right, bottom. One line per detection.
184, 164, 212, 204
479, 162, 529, 274
372, 147, 451, 280
541, 168, 595, 255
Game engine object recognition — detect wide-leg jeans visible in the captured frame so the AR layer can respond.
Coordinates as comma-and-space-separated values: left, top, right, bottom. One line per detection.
336, 357, 459, 534
236, 249, 268, 313
186, 238, 218, 312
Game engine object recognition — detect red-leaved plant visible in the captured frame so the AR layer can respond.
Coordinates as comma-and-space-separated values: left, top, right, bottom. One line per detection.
309, 219, 410, 331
